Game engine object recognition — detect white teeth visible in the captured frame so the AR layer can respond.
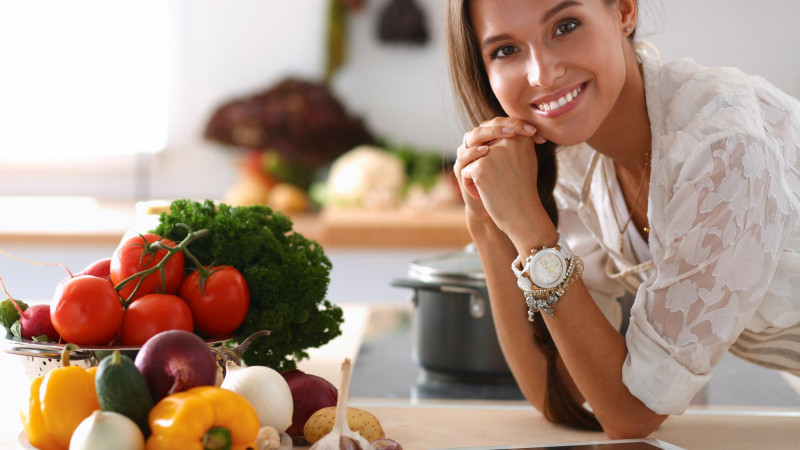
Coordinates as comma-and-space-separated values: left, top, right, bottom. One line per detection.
537, 85, 582, 112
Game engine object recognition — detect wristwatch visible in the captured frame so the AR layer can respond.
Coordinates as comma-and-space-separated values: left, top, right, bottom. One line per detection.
512, 235, 573, 289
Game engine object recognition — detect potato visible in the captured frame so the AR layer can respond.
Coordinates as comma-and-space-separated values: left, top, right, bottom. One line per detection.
303, 406, 385, 444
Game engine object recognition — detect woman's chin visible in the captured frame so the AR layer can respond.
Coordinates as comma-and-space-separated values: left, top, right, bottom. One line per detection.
540, 132, 592, 147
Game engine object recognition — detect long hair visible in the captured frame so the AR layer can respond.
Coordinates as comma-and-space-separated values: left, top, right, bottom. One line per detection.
445, 0, 601, 430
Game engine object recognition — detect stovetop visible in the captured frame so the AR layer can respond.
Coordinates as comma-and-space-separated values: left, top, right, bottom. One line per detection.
349, 308, 524, 401
348, 304, 800, 407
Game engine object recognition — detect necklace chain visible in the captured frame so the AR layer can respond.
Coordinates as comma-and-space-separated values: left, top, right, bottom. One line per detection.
603, 150, 651, 256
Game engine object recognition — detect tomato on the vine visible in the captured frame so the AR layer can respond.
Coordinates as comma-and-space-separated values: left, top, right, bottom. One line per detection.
179, 265, 250, 336
51, 275, 124, 345
121, 293, 194, 346
110, 233, 185, 301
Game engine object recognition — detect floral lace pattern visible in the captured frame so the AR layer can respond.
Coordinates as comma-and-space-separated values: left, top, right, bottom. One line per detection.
554, 49, 800, 414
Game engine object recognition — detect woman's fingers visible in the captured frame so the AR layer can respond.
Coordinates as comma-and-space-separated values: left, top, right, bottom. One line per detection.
457, 143, 489, 165
464, 118, 541, 149
454, 145, 486, 200
460, 163, 481, 199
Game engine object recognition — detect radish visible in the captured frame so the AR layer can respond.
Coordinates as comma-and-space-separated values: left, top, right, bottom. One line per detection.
76, 257, 112, 280
17, 303, 60, 341
134, 329, 218, 403
0, 277, 60, 342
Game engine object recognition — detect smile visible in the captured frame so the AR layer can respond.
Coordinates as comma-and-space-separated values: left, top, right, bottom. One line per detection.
535, 85, 583, 112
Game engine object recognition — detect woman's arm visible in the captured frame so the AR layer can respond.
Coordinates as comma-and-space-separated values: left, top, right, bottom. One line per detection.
467, 220, 585, 411
458, 126, 667, 437
478, 208, 666, 438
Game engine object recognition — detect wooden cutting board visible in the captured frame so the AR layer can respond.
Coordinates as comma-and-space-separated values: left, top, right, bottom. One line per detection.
291, 206, 472, 248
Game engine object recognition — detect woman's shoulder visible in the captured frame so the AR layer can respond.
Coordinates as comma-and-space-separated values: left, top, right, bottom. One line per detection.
642, 49, 800, 137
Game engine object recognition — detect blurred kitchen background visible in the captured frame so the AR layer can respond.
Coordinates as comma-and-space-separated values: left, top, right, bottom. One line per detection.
1, 0, 799, 301
1, 0, 800, 407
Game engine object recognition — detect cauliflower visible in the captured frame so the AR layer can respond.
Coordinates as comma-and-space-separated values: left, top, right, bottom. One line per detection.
327, 145, 406, 209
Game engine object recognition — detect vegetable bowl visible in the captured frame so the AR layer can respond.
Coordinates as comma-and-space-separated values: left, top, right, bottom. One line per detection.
2, 333, 232, 379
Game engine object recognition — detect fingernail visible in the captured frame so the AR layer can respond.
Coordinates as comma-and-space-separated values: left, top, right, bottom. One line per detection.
477, 145, 489, 153
523, 124, 536, 134
502, 127, 514, 134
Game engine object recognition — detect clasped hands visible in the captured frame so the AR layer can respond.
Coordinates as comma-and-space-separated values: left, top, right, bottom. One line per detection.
454, 117, 549, 236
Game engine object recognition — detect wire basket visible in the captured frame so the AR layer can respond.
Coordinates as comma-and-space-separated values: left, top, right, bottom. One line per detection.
3, 333, 234, 379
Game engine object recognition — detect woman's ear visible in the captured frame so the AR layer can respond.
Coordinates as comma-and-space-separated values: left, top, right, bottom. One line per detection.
617, 0, 638, 35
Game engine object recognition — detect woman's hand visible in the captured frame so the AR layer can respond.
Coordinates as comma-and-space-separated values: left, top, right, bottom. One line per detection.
457, 118, 548, 239
454, 118, 544, 229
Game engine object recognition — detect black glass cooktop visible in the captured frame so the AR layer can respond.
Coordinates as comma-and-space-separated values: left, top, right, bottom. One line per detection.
349, 308, 525, 401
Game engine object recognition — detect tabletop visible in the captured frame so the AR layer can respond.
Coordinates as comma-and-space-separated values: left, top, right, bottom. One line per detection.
3, 303, 800, 450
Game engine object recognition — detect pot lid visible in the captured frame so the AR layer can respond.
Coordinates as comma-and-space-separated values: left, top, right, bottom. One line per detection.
408, 244, 484, 282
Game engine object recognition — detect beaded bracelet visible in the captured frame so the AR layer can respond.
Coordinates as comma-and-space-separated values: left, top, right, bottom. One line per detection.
522, 256, 584, 322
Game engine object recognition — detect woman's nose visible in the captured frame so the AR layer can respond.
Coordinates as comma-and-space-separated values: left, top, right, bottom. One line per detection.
526, 47, 564, 88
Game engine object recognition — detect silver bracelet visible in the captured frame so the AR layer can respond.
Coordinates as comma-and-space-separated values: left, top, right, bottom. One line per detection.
521, 256, 583, 322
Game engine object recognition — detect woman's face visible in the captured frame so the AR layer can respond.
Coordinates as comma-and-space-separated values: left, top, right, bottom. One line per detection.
470, 0, 632, 145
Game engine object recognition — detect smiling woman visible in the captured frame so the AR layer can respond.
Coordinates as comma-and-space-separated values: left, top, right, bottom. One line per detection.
0, 1, 169, 162
446, 0, 800, 440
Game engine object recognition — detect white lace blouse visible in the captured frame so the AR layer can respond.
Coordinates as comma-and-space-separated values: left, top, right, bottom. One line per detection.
553, 45, 800, 415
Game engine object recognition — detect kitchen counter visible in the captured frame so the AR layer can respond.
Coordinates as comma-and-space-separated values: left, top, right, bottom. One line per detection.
0, 197, 472, 248
4, 303, 799, 450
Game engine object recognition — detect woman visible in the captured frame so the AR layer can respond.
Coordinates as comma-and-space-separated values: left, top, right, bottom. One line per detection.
447, 0, 800, 438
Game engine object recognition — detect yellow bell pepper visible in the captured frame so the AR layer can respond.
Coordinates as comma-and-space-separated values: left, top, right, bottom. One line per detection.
146, 386, 260, 450
20, 344, 100, 450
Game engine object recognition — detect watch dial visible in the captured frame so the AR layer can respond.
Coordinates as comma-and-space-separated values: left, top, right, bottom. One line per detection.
533, 253, 564, 286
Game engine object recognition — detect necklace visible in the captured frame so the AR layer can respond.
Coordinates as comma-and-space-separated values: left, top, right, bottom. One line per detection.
602, 150, 651, 256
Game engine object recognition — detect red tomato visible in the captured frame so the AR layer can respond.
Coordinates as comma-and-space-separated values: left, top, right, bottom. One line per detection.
179, 266, 250, 336
121, 294, 194, 346
110, 233, 185, 302
51, 275, 124, 345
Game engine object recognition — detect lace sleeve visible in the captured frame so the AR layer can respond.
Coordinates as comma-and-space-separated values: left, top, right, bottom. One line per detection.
622, 131, 795, 414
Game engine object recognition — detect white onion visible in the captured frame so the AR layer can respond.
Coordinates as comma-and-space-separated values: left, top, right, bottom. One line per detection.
69, 411, 145, 450
221, 361, 294, 432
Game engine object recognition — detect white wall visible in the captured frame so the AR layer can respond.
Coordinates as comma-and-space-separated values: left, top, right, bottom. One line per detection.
1, 0, 799, 201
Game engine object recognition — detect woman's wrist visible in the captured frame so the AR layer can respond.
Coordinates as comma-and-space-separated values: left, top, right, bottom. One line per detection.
503, 206, 559, 258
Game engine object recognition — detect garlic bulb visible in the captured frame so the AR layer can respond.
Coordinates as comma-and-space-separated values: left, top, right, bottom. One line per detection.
221, 361, 294, 432
310, 358, 372, 450
69, 411, 145, 450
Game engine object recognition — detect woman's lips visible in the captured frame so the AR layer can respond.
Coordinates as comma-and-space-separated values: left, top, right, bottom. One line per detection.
531, 82, 587, 118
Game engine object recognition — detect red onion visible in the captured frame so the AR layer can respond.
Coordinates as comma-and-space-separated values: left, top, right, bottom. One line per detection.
134, 330, 217, 402
281, 369, 338, 440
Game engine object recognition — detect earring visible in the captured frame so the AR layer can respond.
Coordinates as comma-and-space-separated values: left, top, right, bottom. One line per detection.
625, 26, 631, 33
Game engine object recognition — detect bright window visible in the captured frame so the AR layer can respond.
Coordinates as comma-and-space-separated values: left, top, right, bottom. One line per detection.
0, 1, 168, 163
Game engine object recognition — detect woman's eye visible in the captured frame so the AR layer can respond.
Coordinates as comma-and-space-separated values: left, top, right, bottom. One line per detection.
554, 19, 579, 36
492, 45, 518, 59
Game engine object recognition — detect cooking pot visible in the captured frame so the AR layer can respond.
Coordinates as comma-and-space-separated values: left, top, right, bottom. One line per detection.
391, 246, 513, 382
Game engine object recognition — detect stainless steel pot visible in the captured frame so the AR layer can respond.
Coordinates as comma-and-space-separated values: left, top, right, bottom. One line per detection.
391, 247, 513, 381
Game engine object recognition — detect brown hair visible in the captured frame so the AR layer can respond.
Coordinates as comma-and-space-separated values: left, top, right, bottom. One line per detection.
445, 0, 634, 430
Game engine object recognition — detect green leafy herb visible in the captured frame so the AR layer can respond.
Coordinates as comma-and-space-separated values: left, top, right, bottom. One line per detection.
151, 199, 343, 370
0, 298, 28, 332
386, 142, 450, 191
32, 335, 50, 343
10, 320, 22, 338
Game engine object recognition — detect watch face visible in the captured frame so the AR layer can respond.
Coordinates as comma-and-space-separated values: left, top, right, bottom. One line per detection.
530, 249, 567, 288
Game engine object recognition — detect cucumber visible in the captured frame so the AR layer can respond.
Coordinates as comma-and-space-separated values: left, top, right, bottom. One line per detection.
95, 350, 154, 437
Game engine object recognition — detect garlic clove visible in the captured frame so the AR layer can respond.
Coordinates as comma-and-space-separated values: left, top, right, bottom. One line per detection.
309, 358, 372, 450
371, 438, 403, 450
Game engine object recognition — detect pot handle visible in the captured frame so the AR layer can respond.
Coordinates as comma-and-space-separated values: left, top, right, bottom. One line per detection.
390, 279, 487, 319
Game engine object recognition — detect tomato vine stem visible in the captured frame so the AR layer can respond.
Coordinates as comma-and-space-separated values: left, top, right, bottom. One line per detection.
114, 225, 210, 306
